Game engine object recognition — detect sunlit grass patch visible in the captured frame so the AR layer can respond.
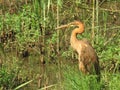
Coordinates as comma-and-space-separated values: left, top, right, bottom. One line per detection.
62, 65, 101, 90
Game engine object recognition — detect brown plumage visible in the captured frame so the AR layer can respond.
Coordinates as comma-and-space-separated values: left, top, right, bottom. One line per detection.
56, 21, 100, 80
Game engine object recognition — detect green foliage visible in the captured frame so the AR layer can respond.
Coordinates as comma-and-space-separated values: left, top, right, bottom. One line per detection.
108, 74, 120, 90
63, 65, 101, 90
0, 5, 41, 51
101, 73, 120, 90
61, 47, 73, 58
0, 67, 15, 88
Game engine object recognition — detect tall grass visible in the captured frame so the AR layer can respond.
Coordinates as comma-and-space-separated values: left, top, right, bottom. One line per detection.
62, 65, 101, 90
62, 64, 120, 90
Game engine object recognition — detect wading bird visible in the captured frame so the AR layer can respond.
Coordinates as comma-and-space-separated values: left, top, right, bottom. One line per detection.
56, 21, 100, 80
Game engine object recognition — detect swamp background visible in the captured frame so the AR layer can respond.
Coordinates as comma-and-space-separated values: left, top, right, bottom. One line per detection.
0, 0, 120, 90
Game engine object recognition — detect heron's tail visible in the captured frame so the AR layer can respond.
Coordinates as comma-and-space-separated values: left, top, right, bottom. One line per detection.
94, 58, 101, 82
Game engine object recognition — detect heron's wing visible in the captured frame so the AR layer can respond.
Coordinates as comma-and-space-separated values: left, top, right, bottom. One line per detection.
80, 41, 100, 75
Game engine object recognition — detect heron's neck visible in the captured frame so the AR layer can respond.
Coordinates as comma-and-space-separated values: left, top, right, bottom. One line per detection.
70, 31, 79, 50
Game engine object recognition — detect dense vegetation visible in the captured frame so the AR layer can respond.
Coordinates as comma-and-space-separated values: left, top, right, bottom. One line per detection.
0, 0, 120, 90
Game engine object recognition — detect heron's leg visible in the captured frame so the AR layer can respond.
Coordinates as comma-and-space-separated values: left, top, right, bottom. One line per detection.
78, 55, 92, 74
78, 56, 87, 74
79, 61, 85, 72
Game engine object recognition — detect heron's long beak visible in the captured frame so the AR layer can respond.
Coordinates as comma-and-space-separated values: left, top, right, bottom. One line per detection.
55, 23, 74, 30
55, 24, 69, 29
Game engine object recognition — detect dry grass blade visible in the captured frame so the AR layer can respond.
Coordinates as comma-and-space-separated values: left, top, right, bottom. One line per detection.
14, 80, 33, 90
38, 84, 57, 90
